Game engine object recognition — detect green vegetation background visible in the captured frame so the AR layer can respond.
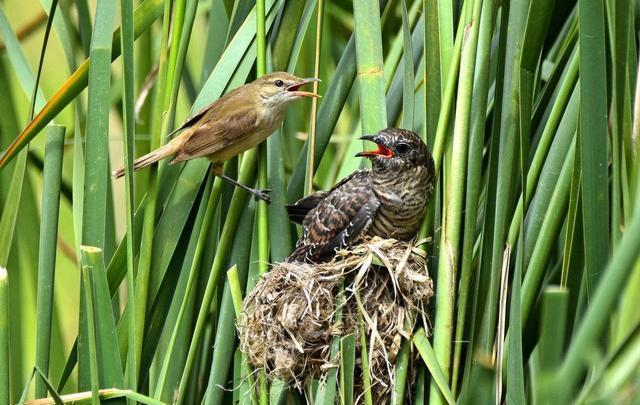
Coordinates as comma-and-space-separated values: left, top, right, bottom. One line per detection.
1, 0, 639, 404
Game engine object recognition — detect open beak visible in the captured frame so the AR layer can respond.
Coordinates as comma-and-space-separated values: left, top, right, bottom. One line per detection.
287, 78, 320, 98
355, 135, 394, 158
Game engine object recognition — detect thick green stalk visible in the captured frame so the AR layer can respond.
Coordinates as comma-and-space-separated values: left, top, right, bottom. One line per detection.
578, 0, 610, 278
340, 334, 356, 405
81, 247, 124, 390
165, 0, 198, 130
437, 0, 455, 86
304, 0, 324, 194
79, 0, 117, 389
256, 2, 269, 402
424, 0, 441, 145
392, 339, 410, 405
77, 2, 115, 249
429, 15, 465, 175
34, 126, 65, 397
358, 312, 373, 405
431, 3, 481, 404
256, 0, 266, 74
353, 0, 387, 133
255, 4, 269, 277
80, 0, 115, 257
81, 265, 100, 404
506, 252, 525, 404
452, 0, 496, 391
118, 0, 138, 393
0, 267, 8, 405
399, 0, 415, 130
560, 144, 583, 287
537, 287, 569, 403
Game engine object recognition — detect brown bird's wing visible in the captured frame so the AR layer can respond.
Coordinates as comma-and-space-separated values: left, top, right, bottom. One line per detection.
286, 169, 369, 224
288, 170, 379, 263
167, 85, 247, 139
166, 104, 212, 139
172, 106, 259, 162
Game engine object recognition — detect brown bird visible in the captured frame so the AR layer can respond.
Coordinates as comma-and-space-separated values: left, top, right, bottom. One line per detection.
112, 72, 318, 202
287, 128, 435, 263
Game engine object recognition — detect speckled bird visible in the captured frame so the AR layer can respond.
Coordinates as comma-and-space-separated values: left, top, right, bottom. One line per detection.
287, 128, 435, 263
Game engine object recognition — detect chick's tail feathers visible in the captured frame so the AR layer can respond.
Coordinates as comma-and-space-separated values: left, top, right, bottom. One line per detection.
286, 191, 328, 224
286, 245, 312, 264
112, 137, 183, 179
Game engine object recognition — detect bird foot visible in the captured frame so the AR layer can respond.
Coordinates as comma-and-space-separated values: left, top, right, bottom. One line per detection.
253, 188, 272, 203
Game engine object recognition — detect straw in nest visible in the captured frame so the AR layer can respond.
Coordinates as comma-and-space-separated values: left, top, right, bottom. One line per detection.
239, 237, 433, 401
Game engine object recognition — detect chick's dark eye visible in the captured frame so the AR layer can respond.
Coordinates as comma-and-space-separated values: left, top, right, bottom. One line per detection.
396, 143, 410, 154
275, 80, 284, 87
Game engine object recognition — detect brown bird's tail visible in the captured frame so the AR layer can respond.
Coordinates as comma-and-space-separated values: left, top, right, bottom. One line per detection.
112, 137, 182, 179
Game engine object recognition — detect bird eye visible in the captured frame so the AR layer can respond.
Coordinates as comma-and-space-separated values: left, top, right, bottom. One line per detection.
396, 143, 410, 154
275, 79, 284, 87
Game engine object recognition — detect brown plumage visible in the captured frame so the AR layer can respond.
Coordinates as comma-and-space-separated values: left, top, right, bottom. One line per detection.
287, 128, 435, 263
113, 72, 318, 202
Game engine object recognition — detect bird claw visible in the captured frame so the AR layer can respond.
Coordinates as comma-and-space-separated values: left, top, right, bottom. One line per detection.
253, 189, 272, 203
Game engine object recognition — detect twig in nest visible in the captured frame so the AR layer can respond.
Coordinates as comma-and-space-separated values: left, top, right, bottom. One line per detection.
239, 237, 434, 401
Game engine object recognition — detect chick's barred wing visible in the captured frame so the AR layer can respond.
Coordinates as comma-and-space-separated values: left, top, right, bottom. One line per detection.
286, 169, 370, 224
288, 171, 379, 262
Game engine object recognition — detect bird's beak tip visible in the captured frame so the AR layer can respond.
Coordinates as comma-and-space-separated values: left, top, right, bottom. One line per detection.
287, 78, 320, 97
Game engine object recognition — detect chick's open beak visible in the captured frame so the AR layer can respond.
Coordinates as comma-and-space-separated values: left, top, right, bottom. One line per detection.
286, 78, 321, 98
355, 135, 394, 158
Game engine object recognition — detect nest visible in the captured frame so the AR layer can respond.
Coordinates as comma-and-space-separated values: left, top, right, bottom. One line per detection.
238, 237, 433, 401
